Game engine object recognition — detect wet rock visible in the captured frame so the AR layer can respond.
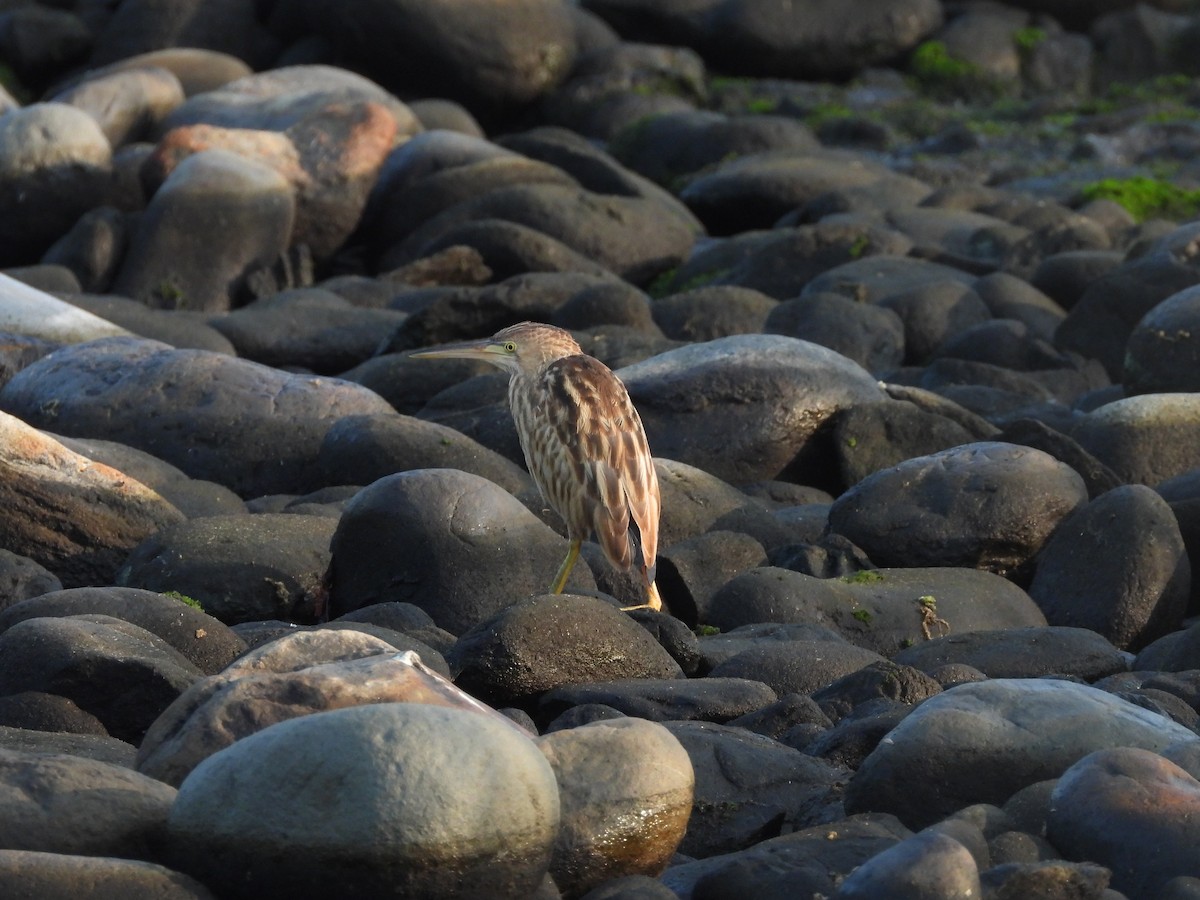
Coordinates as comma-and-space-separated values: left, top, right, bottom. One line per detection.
845, 679, 1194, 828
166, 703, 560, 898
538, 718, 693, 895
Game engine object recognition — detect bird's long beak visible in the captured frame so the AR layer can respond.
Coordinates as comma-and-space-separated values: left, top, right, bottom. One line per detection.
410, 340, 502, 361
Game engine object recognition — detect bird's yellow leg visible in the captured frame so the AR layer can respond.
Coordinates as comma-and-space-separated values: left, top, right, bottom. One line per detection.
621, 570, 662, 612
551, 539, 582, 594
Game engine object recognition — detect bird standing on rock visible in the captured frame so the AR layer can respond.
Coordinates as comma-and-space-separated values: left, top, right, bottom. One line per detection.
413, 322, 662, 611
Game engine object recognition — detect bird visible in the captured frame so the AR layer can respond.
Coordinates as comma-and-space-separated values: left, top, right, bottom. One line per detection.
412, 322, 662, 611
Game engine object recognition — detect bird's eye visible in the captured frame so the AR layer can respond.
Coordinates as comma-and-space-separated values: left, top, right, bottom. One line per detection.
503, 341, 516, 352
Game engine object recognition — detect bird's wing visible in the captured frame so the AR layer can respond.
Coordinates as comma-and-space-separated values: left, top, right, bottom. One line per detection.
539, 355, 660, 574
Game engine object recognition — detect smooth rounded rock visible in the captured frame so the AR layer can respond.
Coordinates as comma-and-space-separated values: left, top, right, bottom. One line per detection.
0, 850, 214, 900
618, 334, 885, 486
117, 513, 336, 624
845, 679, 1196, 828
450, 594, 684, 708
50, 65, 186, 147
0, 586, 246, 676
326, 469, 597, 634
0, 614, 202, 743
892, 625, 1127, 680
664, 720, 848, 857
837, 829, 981, 899
315, 412, 534, 499
1049, 747, 1200, 900
0, 411, 184, 588
537, 718, 693, 896
0, 336, 395, 496
1029, 484, 1190, 650
0, 103, 112, 266
0, 272, 129, 344
1072, 393, 1200, 486
1125, 284, 1200, 393
112, 149, 295, 312
827, 442, 1088, 579
0, 749, 176, 859
138, 646, 474, 786
157, 64, 419, 136
292, 0, 577, 108
166, 703, 560, 898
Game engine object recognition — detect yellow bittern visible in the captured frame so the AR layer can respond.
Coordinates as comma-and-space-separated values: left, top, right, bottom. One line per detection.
413, 322, 662, 610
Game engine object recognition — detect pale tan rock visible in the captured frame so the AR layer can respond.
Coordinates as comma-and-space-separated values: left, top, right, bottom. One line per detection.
138, 646, 521, 787
0, 274, 128, 344
0, 411, 183, 586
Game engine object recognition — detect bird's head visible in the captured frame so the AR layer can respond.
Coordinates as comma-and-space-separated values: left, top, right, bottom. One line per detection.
411, 321, 583, 376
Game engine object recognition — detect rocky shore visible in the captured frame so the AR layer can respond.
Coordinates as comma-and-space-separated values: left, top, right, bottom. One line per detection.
4, 0, 1200, 897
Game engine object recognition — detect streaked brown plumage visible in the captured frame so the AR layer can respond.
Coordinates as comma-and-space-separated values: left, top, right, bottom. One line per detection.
412, 322, 661, 610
